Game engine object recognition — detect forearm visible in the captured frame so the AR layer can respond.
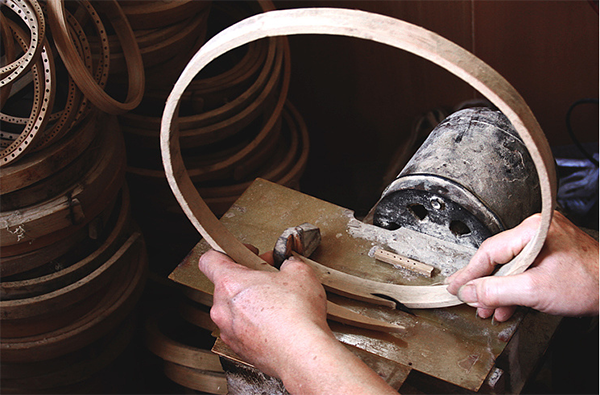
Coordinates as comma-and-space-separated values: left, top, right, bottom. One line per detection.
278, 326, 398, 395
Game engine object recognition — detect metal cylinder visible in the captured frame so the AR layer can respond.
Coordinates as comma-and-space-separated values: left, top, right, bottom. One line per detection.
373, 107, 541, 248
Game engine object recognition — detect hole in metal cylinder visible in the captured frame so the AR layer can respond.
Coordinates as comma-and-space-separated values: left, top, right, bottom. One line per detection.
408, 204, 428, 220
450, 220, 471, 236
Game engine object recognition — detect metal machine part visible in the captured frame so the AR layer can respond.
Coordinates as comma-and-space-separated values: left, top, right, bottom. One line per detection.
373, 107, 541, 248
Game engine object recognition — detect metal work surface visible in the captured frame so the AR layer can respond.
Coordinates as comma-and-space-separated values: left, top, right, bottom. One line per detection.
170, 179, 528, 391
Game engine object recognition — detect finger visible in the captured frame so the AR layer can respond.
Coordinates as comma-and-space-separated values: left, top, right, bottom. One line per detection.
493, 306, 517, 322
198, 249, 249, 284
279, 256, 312, 275
457, 272, 536, 310
476, 307, 494, 319
447, 216, 539, 294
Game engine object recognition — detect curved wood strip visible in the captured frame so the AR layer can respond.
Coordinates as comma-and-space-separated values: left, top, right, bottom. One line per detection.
1, 129, 104, 211
178, 300, 218, 332
0, 13, 17, 106
123, 37, 279, 147
200, 101, 309, 216
32, 0, 108, 150
199, 103, 299, 198
0, 186, 119, 259
160, 8, 556, 312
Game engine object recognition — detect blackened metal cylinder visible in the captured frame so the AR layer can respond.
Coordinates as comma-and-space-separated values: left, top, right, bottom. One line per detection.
373, 107, 541, 248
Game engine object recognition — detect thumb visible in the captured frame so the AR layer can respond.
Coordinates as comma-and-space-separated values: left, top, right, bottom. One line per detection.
457, 273, 536, 310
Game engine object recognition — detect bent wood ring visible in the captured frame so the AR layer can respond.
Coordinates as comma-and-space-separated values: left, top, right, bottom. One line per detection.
160, 8, 556, 311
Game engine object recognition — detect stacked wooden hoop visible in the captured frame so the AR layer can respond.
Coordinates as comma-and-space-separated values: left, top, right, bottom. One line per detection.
144, 298, 227, 395
1, 1, 150, 391
96, 0, 211, 88
121, 0, 310, 271
0, 113, 148, 392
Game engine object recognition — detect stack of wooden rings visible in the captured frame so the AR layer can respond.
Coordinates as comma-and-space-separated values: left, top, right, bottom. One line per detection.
1, 0, 146, 166
119, 0, 310, 273
93, 0, 211, 88
144, 305, 227, 394
0, 112, 148, 393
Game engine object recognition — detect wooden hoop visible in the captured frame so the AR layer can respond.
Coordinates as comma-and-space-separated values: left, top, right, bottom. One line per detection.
0, 0, 45, 87
160, 8, 556, 309
0, 314, 137, 390
144, 311, 223, 372
0, 185, 125, 278
123, 37, 279, 148
0, 20, 55, 166
1, 186, 131, 298
0, 110, 98, 195
46, 0, 144, 114
163, 361, 227, 395
121, 0, 211, 30
0, 236, 146, 362
0, 118, 125, 247
32, 1, 109, 149
0, 13, 16, 106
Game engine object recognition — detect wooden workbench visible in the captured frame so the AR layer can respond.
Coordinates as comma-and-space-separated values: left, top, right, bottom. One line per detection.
169, 178, 562, 393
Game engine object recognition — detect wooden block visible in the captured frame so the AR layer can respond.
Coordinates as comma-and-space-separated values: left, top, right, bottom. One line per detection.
374, 248, 434, 277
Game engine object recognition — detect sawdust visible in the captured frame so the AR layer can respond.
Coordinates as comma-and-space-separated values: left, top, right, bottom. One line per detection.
345, 214, 476, 279
2, 212, 26, 242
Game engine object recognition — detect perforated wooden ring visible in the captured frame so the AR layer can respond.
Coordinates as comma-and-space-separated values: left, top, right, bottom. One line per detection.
46, 0, 144, 115
0, 20, 55, 166
0, 110, 98, 195
160, 8, 557, 309
0, 0, 45, 87
0, 13, 16, 105
32, 0, 109, 149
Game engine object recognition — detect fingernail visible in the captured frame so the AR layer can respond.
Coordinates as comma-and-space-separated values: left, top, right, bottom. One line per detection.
458, 283, 478, 304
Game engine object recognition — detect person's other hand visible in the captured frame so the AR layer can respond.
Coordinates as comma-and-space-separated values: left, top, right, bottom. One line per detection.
446, 211, 599, 322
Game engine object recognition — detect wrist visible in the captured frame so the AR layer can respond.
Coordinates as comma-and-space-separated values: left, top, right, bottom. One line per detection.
277, 325, 396, 395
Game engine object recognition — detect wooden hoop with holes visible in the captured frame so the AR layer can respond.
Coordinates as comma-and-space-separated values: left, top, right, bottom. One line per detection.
0, 20, 55, 166
46, 0, 144, 114
0, 0, 45, 87
160, 8, 556, 309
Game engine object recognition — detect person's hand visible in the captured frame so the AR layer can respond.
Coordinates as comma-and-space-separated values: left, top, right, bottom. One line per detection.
199, 248, 330, 378
446, 211, 599, 322
198, 248, 398, 394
